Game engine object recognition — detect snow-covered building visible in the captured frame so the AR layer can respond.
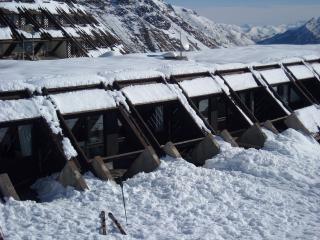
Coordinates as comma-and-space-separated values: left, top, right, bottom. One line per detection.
0, 0, 122, 59
1, 50, 320, 202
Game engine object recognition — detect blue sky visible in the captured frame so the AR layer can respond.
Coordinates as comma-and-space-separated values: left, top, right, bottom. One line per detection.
166, 0, 320, 25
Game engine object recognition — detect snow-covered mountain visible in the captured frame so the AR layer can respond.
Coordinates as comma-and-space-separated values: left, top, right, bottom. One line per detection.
259, 17, 320, 44
79, 0, 253, 52
242, 21, 305, 42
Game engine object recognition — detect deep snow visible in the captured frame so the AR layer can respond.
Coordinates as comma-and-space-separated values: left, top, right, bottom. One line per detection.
0, 129, 319, 240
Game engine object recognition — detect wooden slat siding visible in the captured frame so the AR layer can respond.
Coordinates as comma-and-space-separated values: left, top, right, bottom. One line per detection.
216, 67, 250, 76
18, 7, 52, 40
213, 72, 259, 123
169, 75, 216, 135
39, 8, 88, 57
44, 82, 104, 95
282, 64, 318, 105
113, 81, 163, 154
172, 72, 210, 82
97, 149, 145, 163
116, 77, 164, 88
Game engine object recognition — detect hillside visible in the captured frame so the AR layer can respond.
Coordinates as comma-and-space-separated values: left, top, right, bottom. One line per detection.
80, 0, 253, 52
242, 21, 305, 42
259, 17, 320, 44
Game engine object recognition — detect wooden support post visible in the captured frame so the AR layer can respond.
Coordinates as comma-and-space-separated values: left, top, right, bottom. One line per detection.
58, 159, 88, 191
163, 141, 182, 158
220, 130, 239, 147
99, 211, 107, 235
91, 156, 114, 182
188, 133, 220, 166
263, 120, 279, 134
0, 174, 20, 201
238, 123, 267, 149
124, 146, 161, 179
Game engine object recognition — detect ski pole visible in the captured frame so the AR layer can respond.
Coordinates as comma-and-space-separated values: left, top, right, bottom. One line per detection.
120, 181, 128, 225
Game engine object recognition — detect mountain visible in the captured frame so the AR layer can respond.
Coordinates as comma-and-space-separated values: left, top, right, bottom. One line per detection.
259, 17, 320, 44
79, 0, 253, 52
242, 21, 305, 42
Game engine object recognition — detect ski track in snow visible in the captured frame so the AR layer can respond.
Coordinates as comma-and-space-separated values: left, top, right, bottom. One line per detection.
0, 129, 320, 240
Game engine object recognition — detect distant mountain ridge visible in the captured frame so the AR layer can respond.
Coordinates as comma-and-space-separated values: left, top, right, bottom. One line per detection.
259, 17, 320, 44
79, 0, 254, 52
242, 21, 306, 42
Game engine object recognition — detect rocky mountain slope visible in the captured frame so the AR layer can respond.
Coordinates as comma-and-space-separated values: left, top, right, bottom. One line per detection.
259, 17, 320, 44
80, 0, 253, 52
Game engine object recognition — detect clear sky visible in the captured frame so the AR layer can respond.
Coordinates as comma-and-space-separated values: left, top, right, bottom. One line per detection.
166, 0, 320, 25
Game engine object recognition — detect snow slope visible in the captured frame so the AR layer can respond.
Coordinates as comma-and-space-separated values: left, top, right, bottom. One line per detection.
0, 129, 319, 239
78, 0, 253, 52
260, 17, 320, 45
242, 21, 306, 42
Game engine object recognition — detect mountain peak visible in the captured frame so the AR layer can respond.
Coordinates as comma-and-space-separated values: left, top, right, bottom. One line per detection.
79, 0, 253, 52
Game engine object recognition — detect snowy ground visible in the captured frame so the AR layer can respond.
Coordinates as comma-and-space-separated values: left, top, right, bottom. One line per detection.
0, 129, 319, 240
0, 45, 320, 92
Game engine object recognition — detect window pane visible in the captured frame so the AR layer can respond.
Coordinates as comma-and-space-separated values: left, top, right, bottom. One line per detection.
88, 115, 104, 145
0, 128, 8, 142
18, 125, 32, 157
199, 99, 209, 119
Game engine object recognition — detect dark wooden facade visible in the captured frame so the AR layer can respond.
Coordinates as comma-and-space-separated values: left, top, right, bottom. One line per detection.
0, 0, 122, 59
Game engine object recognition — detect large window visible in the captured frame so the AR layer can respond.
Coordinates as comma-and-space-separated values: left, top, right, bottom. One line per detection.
0, 125, 32, 159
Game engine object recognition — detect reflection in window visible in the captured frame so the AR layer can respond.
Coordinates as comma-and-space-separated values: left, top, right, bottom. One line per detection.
66, 115, 105, 159
18, 125, 32, 157
0, 128, 8, 142
0, 125, 33, 158
199, 99, 209, 120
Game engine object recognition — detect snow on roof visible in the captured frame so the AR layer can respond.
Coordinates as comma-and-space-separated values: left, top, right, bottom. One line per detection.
16, 29, 41, 39
259, 68, 290, 85
122, 83, 178, 105
287, 65, 315, 80
0, 46, 319, 93
0, 98, 40, 123
179, 77, 222, 97
50, 89, 117, 114
41, 28, 64, 38
223, 73, 259, 91
311, 63, 320, 76
0, 27, 12, 40
62, 27, 80, 38
295, 105, 320, 133
0, 0, 78, 14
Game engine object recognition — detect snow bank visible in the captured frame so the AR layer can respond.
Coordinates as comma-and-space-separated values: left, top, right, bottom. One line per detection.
1, 129, 319, 239
0, 99, 40, 122
223, 73, 259, 91
179, 77, 222, 97
259, 68, 290, 85
295, 105, 320, 133
287, 65, 315, 80
311, 62, 320, 76
50, 89, 117, 114
122, 83, 178, 105
0, 27, 12, 40
0, 45, 320, 92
